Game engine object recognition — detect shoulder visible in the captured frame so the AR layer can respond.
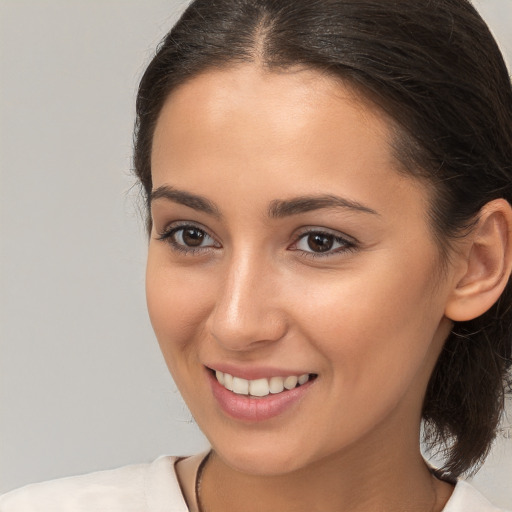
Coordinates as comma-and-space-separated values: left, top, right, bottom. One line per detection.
0, 456, 188, 512
443, 480, 511, 512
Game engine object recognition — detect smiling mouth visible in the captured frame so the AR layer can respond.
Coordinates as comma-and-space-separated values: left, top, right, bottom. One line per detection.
211, 369, 318, 397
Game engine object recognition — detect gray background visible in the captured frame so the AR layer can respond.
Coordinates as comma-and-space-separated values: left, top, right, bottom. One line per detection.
1, 0, 511, 507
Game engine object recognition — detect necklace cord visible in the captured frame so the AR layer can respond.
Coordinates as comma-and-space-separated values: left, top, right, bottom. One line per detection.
195, 451, 212, 512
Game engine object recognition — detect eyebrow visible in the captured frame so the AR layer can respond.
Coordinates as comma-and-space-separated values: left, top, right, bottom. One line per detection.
150, 185, 222, 218
150, 186, 378, 219
268, 195, 378, 218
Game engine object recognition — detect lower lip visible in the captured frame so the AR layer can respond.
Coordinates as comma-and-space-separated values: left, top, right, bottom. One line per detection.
208, 371, 315, 422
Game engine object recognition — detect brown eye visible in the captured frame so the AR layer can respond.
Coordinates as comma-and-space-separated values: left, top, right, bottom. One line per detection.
181, 227, 205, 247
307, 233, 334, 252
157, 224, 219, 252
292, 230, 355, 257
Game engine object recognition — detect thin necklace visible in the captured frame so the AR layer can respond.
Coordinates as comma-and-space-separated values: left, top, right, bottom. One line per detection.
195, 451, 212, 512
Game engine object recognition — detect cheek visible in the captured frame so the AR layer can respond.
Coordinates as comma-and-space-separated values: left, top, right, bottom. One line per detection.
145, 252, 214, 363
286, 256, 445, 385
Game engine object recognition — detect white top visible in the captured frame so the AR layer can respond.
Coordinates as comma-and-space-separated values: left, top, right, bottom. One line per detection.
0, 456, 509, 512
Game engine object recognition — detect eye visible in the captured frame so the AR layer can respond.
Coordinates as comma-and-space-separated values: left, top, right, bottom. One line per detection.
291, 230, 356, 256
157, 223, 220, 253
174, 226, 211, 247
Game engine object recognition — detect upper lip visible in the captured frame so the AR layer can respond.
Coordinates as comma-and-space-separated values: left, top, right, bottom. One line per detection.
206, 363, 315, 381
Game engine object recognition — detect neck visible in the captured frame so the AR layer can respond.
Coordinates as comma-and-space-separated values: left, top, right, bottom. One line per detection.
199, 432, 453, 512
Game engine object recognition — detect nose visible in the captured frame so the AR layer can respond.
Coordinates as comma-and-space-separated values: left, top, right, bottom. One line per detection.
208, 250, 288, 351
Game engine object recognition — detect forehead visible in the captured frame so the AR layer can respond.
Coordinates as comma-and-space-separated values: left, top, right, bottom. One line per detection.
150, 64, 431, 222
152, 65, 395, 175
169, 65, 370, 120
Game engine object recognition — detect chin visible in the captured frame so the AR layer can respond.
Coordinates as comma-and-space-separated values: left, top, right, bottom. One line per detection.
208, 435, 319, 476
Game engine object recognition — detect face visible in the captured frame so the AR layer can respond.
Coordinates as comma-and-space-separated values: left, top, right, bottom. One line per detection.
147, 65, 456, 476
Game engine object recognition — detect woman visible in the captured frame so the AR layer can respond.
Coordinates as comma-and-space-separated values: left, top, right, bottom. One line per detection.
1, 0, 511, 510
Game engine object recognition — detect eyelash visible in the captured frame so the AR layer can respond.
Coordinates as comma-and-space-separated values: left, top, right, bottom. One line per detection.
156, 223, 358, 258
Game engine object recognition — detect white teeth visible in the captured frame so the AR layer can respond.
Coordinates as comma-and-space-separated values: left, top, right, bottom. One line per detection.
214, 371, 312, 397
298, 373, 309, 385
269, 376, 285, 394
232, 377, 249, 395
284, 375, 298, 390
249, 378, 270, 397
215, 370, 225, 386
223, 373, 234, 391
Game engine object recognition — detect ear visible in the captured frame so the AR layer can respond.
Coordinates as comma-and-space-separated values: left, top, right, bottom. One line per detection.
445, 199, 512, 322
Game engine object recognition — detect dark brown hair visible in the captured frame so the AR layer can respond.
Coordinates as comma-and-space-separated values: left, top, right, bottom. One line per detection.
134, 0, 512, 478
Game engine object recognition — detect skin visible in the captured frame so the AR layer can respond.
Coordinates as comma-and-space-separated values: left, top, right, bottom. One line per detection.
146, 65, 461, 511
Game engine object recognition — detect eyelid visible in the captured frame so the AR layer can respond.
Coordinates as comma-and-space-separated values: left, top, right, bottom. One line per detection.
156, 220, 215, 239
292, 226, 358, 245
295, 225, 357, 241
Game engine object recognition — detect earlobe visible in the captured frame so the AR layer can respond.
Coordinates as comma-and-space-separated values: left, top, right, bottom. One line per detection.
445, 199, 512, 322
